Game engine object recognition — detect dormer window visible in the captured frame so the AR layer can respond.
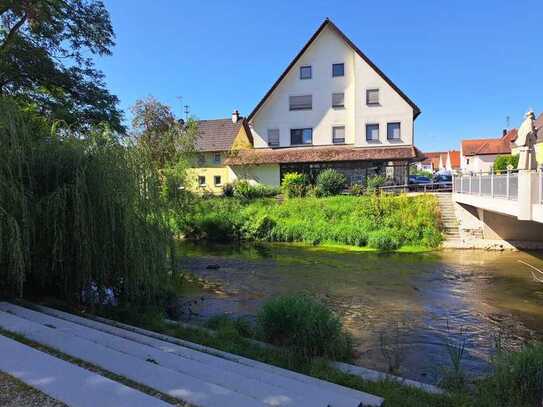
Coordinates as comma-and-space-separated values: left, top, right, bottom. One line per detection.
300, 65, 312, 80
332, 63, 344, 77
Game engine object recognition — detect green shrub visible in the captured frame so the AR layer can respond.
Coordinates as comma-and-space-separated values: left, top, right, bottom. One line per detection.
281, 172, 307, 198
493, 154, 519, 172
205, 314, 254, 338
315, 169, 347, 196
257, 294, 353, 361
366, 175, 387, 194
367, 229, 402, 250
233, 180, 279, 200
350, 183, 364, 196
475, 342, 543, 406
243, 214, 276, 240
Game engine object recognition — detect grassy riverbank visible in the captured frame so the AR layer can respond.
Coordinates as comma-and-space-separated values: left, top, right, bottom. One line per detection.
181, 194, 443, 250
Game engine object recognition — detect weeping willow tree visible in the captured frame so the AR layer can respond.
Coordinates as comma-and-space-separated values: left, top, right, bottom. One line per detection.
0, 98, 176, 306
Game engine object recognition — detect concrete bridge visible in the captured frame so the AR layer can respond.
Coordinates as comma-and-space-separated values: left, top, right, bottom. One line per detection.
452, 170, 543, 246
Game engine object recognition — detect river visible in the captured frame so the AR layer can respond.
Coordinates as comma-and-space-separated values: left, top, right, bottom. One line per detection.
177, 241, 543, 384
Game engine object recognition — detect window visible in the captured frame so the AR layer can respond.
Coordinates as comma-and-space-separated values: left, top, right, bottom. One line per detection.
290, 128, 313, 145
267, 129, 280, 147
387, 122, 401, 140
289, 95, 312, 111
332, 126, 345, 144
332, 63, 344, 77
198, 176, 206, 187
332, 93, 344, 108
300, 65, 312, 80
366, 124, 379, 141
213, 153, 221, 164
214, 175, 222, 186
197, 154, 205, 165
366, 89, 379, 105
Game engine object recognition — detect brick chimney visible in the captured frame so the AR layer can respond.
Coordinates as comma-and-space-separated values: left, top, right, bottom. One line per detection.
231, 110, 240, 124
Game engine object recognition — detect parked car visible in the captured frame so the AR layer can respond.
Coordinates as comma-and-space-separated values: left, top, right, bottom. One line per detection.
433, 174, 452, 183
409, 175, 431, 184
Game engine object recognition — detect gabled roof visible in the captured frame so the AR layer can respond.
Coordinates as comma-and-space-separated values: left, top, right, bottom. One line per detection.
195, 118, 243, 152
224, 145, 423, 166
461, 132, 514, 157
421, 152, 446, 168
448, 150, 461, 169
246, 18, 421, 122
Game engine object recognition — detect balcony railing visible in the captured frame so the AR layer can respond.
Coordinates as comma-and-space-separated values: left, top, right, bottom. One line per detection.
453, 171, 519, 201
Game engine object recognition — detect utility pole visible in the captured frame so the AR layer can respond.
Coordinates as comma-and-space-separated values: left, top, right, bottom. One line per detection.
506, 115, 510, 129
184, 105, 190, 121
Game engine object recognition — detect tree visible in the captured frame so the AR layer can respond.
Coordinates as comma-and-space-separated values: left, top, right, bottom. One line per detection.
493, 154, 519, 172
0, 0, 123, 131
130, 96, 198, 169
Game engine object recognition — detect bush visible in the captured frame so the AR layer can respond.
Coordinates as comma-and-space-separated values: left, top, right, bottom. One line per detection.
475, 342, 543, 406
366, 175, 387, 194
281, 172, 307, 198
367, 229, 402, 250
493, 154, 519, 172
315, 169, 347, 197
349, 183, 364, 196
257, 294, 353, 361
233, 180, 278, 200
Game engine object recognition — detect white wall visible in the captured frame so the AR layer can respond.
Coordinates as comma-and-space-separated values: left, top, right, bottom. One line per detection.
249, 25, 414, 149
461, 154, 497, 172
228, 165, 281, 187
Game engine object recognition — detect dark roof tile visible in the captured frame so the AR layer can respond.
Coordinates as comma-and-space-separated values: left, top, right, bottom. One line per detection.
195, 119, 242, 152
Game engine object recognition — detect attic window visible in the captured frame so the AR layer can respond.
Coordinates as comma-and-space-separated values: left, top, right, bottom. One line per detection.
300, 66, 312, 80
366, 89, 380, 105
332, 63, 344, 77
213, 153, 221, 163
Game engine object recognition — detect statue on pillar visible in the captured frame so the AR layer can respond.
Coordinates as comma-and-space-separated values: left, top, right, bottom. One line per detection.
515, 110, 538, 170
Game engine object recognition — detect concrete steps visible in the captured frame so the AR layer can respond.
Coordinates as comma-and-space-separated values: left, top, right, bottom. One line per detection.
0, 302, 383, 407
0, 334, 170, 407
434, 193, 461, 241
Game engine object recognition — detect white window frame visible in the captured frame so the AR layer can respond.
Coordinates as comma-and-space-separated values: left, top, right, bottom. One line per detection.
332, 93, 344, 108
267, 129, 280, 147
300, 65, 312, 80
366, 123, 380, 142
366, 88, 380, 106
198, 175, 206, 187
332, 126, 345, 144
289, 95, 312, 111
213, 175, 222, 186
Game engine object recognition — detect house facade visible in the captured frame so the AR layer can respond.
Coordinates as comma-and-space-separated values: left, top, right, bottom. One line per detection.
460, 129, 517, 172
190, 19, 423, 190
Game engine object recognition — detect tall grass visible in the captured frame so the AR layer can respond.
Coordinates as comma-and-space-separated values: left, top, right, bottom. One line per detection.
0, 98, 176, 306
183, 194, 443, 249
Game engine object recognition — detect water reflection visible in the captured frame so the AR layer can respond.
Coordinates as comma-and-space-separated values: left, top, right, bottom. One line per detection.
178, 241, 543, 383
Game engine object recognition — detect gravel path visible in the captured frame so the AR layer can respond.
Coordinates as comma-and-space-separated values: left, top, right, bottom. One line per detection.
0, 371, 66, 407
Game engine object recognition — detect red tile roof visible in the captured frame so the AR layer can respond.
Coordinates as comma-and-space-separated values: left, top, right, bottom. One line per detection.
449, 150, 461, 169
461, 129, 517, 157
224, 145, 423, 165
195, 118, 242, 152
422, 152, 447, 168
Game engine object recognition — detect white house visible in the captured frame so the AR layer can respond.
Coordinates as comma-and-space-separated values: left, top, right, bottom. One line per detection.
460, 129, 517, 172
222, 18, 423, 186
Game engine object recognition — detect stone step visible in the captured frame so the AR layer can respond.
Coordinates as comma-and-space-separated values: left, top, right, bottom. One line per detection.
0, 335, 170, 407
0, 303, 383, 407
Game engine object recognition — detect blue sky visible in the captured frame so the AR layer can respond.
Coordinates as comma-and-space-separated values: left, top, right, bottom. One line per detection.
97, 0, 542, 151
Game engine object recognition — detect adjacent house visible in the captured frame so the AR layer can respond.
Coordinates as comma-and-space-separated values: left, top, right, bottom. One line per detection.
418, 150, 460, 172
190, 18, 423, 191
460, 129, 517, 172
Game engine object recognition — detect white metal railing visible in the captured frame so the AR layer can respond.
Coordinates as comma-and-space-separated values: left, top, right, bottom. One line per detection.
453, 170, 519, 201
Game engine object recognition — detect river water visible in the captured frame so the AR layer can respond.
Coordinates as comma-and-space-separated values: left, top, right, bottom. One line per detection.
177, 241, 543, 384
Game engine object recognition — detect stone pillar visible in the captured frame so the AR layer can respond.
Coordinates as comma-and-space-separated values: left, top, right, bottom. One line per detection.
517, 170, 538, 220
